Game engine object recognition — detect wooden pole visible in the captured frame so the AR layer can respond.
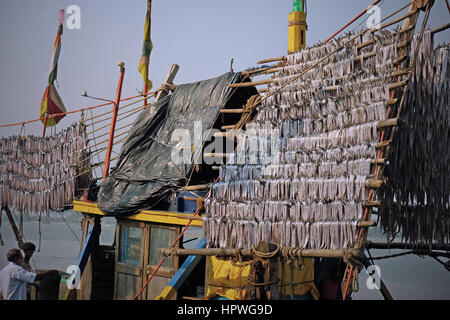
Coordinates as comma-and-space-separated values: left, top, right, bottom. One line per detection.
155, 64, 179, 102
2, 206, 24, 249
366, 241, 450, 251
159, 246, 362, 259
102, 62, 125, 180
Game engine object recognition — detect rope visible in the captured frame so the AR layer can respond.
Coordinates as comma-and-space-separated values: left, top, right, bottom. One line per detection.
251, 243, 280, 258
0, 91, 154, 128
57, 211, 80, 242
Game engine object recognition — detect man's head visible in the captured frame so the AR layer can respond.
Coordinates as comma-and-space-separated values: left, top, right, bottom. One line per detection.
7, 248, 24, 265
22, 242, 36, 260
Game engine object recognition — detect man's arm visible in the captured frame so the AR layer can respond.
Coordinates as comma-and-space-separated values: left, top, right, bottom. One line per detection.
34, 270, 59, 282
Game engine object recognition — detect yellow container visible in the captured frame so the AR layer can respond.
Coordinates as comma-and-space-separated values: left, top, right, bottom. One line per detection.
288, 11, 307, 53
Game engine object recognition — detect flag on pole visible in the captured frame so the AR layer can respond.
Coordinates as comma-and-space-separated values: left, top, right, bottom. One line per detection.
41, 9, 66, 127
138, 0, 153, 91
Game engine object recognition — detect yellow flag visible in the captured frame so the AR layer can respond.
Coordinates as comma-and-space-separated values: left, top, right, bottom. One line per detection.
138, 0, 153, 91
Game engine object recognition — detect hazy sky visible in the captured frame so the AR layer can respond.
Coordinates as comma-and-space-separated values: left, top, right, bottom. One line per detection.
0, 0, 448, 137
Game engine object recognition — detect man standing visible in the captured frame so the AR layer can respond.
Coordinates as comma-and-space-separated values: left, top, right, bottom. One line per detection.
0, 248, 58, 300
21, 242, 37, 299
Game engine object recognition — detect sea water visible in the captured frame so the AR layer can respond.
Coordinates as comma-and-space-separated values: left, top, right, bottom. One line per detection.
0, 212, 449, 300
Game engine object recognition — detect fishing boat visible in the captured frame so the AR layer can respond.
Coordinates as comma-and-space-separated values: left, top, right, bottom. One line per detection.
0, 0, 449, 301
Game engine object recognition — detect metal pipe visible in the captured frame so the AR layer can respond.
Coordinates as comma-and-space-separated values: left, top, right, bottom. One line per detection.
103, 62, 125, 180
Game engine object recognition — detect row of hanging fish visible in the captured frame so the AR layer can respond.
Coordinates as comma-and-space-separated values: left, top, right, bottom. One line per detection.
379, 31, 450, 245
211, 175, 369, 203
204, 28, 409, 249
206, 199, 363, 223
0, 122, 91, 216
219, 158, 371, 182
202, 218, 359, 249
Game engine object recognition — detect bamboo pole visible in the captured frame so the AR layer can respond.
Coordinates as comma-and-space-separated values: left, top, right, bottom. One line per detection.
229, 79, 275, 88
378, 117, 400, 129
219, 109, 248, 114
159, 246, 362, 259
365, 179, 384, 189
178, 184, 211, 191
256, 56, 285, 64
366, 241, 450, 251
370, 9, 418, 33
376, 140, 391, 148
431, 22, 450, 35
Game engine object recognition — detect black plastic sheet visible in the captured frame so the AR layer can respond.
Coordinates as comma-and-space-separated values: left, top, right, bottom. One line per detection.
97, 72, 250, 216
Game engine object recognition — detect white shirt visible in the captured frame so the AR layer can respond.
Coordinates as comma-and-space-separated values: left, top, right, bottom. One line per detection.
0, 262, 36, 300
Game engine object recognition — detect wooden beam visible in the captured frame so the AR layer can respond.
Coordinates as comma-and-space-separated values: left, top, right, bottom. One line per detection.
155, 64, 179, 102
357, 39, 375, 50
178, 184, 211, 191
376, 140, 391, 149
363, 200, 382, 207
358, 220, 377, 227
394, 55, 407, 65
229, 79, 275, 88
257, 56, 285, 64
221, 125, 236, 130
378, 117, 400, 129
366, 179, 384, 189
370, 158, 386, 165
370, 9, 418, 33
431, 22, 450, 35
160, 246, 362, 259
366, 241, 450, 251
203, 152, 232, 158
354, 51, 376, 62
389, 80, 408, 90
219, 109, 248, 114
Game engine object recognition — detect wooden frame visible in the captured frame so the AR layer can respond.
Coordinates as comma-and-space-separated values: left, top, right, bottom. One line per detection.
114, 219, 147, 300
141, 223, 180, 300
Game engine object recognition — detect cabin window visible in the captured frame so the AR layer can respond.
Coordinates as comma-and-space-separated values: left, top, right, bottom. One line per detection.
118, 225, 143, 265
148, 226, 177, 268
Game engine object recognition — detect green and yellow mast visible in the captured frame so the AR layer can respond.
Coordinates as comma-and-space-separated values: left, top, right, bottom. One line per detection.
288, 0, 307, 53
